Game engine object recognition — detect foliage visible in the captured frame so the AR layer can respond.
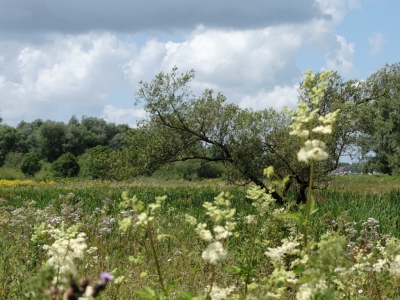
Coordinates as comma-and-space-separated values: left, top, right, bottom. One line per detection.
38, 121, 67, 163
0, 116, 130, 167
84, 145, 114, 179
152, 160, 225, 181
4, 152, 24, 168
20, 152, 42, 176
357, 63, 400, 174
0, 166, 26, 180
107, 67, 366, 203
52, 152, 80, 178
0, 124, 28, 166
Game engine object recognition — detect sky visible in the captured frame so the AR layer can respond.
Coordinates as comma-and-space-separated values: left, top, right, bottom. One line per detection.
0, 0, 398, 128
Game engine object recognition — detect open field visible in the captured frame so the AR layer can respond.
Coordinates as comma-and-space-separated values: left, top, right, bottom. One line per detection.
1, 176, 400, 299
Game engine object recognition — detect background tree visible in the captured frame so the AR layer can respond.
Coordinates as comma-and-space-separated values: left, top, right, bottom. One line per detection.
20, 152, 41, 176
52, 152, 80, 178
16, 119, 43, 153
38, 121, 66, 162
0, 124, 28, 166
108, 67, 344, 203
112, 66, 393, 203
356, 63, 400, 174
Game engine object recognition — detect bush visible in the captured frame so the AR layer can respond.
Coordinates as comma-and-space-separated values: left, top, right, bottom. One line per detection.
197, 162, 225, 179
0, 167, 25, 180
52, 152, 80, 178
4, 152, 25, 168
20, 152, 41, 176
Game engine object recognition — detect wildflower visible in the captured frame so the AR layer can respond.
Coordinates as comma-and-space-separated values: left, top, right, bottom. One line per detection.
204, 285, 236, 300
297, 140, 329, 163
184, 214, 197, 226
195, 223, 213, 242
245, 185, 275, 215
202, 241, 227, 264
213, 225, 231, 240
43, 224, 87, 277
90, 272, 114, 298
265, 239, 299, 262
245, 215, 256, 224
312, 125, 332, 134
296, 278, 328, 300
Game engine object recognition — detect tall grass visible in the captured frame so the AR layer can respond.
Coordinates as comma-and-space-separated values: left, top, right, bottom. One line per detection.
1, 178, 400, 299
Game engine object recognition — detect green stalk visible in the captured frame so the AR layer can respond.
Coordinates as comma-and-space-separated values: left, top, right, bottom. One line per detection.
205, 265, 216, 300
147, 223, 166, 295
304, 160, 315, 248
244, 214, 261, 297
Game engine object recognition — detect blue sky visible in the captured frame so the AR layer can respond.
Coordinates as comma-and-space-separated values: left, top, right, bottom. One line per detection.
0, 0, 398, 130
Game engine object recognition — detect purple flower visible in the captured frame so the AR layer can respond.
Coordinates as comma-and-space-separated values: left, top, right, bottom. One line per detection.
100, 272, 114, 282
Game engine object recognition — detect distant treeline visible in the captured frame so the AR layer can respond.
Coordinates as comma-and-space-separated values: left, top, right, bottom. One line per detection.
0, 116, 130, 164
0, 115, 225, 180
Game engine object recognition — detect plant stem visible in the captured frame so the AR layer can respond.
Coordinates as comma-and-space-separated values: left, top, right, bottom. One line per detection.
205, 265, 216, 300
244, 214, 260, 297
304, 160, 315, 248
147, 224, 166, 295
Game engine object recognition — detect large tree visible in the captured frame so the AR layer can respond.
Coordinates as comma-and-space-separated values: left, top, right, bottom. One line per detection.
356, 63, 400, 174
0, 125, 28, 166
105, 68, 347, 203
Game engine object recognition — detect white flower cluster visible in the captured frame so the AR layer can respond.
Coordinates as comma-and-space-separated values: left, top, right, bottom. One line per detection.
119, 193, 167, 231
42, 223, 87, 278
245, 185, 275, 216
201, 241, 228, 265
297, 139, 329, 163
285, 70, 339, 164
265, 238, 299, 262
203, 192, 236, 222
296, 278, 328, 300
187, 192, 237, 265
203, 284, 236, 300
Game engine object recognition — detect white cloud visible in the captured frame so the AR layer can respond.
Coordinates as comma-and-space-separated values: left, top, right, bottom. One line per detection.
0, 33, 136, 124
316, 0, 360, 23
123, 25, 304, 106
239, 84, 300, 111
101, 105, 147, 127
0, 0, 360, 126
368, 32, 386, 56
325, 35, 355, 75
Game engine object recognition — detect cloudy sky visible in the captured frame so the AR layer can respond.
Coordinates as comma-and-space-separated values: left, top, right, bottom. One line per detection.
0, 0, 398, 127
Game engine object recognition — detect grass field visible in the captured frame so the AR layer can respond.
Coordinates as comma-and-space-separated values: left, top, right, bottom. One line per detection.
1, 175, 400, 299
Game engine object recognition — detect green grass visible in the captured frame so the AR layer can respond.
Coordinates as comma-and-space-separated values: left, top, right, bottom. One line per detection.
1, 177, 400, 299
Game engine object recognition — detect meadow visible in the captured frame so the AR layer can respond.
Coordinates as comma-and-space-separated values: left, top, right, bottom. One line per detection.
1, 175, 400, 299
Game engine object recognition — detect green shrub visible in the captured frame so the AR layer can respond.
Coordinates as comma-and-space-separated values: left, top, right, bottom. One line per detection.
4, 152, 25, 168
152, 160, 225, 181
0, 167, 25, 180
20, 152, 41, 176
52, 152, 80, 178
197, 162, 225, 179
34, 160, 54, 181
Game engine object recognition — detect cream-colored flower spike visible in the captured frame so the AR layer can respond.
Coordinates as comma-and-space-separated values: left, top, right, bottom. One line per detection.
286, 70, 339, 163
